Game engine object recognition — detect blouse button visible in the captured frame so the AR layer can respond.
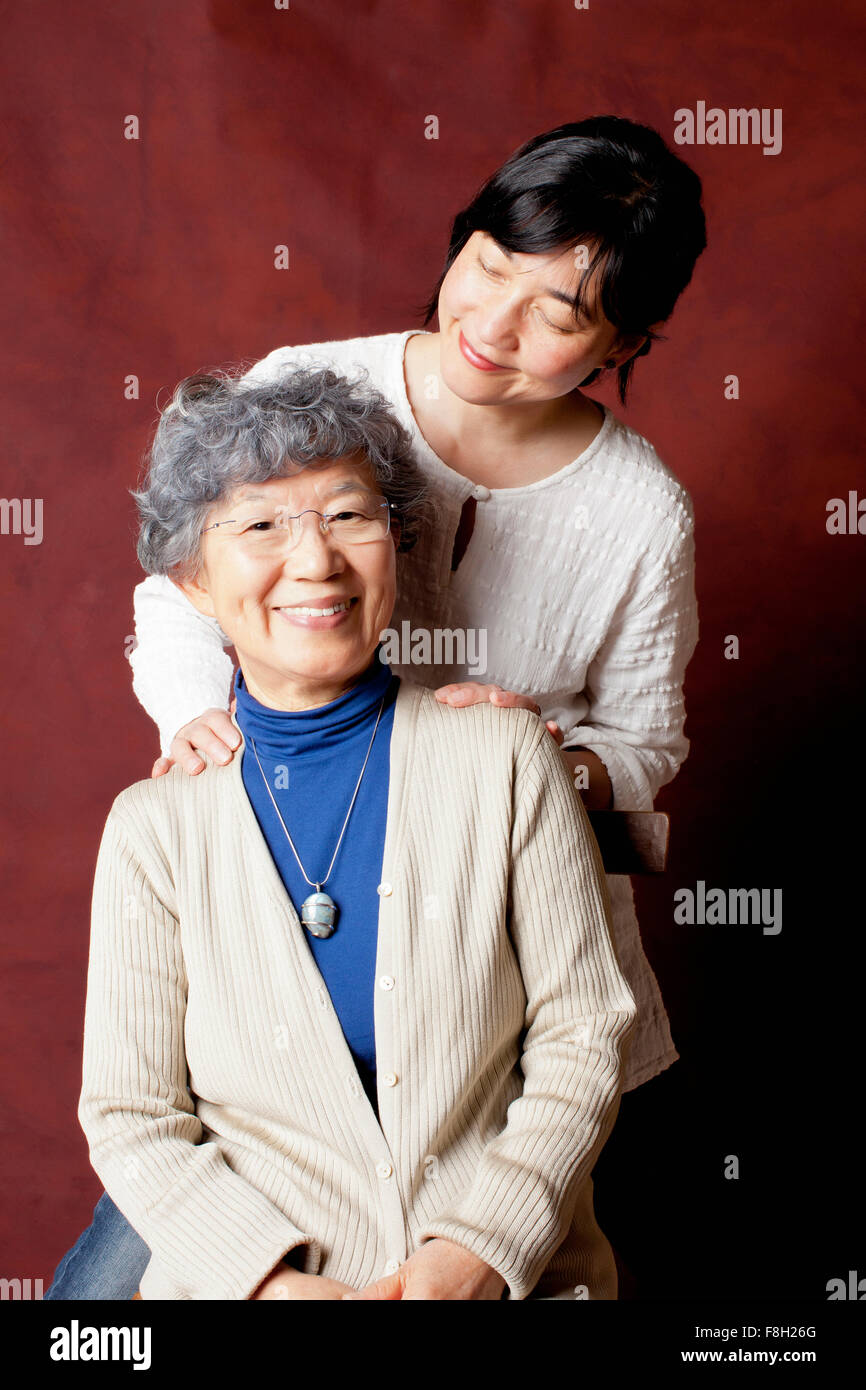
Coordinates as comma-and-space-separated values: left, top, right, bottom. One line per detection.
377, 881, 393, 896
471, 484, 491, 501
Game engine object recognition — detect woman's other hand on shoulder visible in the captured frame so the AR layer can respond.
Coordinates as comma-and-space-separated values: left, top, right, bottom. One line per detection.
434, 681, 562, 740
151, 703, 241, 778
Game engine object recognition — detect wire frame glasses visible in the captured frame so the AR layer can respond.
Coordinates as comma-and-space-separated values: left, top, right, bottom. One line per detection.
202, 497, 395, 553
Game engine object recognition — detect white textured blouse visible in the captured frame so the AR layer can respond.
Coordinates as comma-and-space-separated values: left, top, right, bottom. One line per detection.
130, 330, 699, 1094
78, 685, 637, 1300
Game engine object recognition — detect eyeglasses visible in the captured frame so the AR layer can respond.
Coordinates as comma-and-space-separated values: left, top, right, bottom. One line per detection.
202, 498, 395, 552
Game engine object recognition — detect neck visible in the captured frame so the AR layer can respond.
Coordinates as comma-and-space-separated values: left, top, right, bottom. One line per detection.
239, 659, 376, 712
233, 654, 395, 759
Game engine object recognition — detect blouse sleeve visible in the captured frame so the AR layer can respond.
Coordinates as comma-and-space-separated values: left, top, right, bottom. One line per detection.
560, 519, 699, 811
77, 796, 322, 1299
130, 576, 235, 756
414, 715, 638, 1298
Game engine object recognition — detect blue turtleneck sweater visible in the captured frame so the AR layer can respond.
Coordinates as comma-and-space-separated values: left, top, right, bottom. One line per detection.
234, 653, 399, 1119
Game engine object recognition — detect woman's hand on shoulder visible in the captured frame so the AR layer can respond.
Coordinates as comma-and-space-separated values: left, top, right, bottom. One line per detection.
434, 682, 563, 742
342, 1237, 506, 1301
151, 702, 240, 778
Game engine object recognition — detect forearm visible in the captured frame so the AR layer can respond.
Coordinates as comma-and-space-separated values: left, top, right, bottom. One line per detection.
560, 746, 614, 811
80, 807, 320, 1299
417, 720, 636, 1298
562, 525, 699, 810
250, 1248, 308, 1298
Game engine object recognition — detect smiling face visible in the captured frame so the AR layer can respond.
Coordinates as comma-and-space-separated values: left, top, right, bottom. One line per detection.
177, 456, 399, 710
436, 230, 645, 405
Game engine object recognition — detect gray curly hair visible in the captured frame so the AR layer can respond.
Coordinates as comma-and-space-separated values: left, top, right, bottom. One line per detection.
133, 364, 429, 577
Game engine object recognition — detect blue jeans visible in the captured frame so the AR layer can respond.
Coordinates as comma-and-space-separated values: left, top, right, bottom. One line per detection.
44, 1192, 150, 1300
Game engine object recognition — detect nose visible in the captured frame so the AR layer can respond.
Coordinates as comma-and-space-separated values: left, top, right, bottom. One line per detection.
279, 511, 346, 576
475, 285, 521, 349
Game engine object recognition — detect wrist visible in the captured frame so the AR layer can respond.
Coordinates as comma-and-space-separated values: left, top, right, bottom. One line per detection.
282, 1245, 307, 1272
562, 746, 614, 811
252, 1249, 305, 1298
431, 1236, 508, 1296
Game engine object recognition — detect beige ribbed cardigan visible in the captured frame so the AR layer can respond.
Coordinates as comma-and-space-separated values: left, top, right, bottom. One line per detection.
78, 679, 637, 1300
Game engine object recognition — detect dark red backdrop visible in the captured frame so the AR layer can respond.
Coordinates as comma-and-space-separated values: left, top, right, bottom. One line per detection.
1, 0, 863, 1297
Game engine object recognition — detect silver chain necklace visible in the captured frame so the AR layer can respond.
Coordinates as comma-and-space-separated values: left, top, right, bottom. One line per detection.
248, 694, 386, 939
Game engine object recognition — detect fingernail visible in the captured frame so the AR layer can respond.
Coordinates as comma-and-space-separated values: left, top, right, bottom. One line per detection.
186, 759, 203, 772
342, 1294, 356, 1301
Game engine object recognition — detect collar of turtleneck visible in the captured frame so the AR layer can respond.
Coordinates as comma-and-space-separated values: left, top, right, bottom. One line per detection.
233, 647, 398, 759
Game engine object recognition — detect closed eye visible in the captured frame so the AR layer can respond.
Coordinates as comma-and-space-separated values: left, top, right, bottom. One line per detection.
479, 255, 578, 332
536, 309, 575, 334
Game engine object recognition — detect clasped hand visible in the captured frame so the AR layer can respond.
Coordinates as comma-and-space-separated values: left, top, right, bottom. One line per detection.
253, 1237, 506, 1301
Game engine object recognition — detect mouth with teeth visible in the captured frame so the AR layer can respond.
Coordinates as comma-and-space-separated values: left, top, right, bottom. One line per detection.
274, 596, 359, 627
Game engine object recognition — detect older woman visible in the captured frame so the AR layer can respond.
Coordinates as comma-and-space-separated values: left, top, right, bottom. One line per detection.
73, 364, 636, 1301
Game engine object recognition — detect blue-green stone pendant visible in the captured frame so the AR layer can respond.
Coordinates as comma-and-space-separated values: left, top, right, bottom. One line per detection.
301, 889, 338, 938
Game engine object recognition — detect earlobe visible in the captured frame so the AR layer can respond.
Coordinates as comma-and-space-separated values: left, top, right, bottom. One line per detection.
616, 321, 663, 364
615, 333, 652, 367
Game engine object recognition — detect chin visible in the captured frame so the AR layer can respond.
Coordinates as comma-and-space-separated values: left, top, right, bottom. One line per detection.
444, 369, 508, 407
295, 641, 374, 675
438, 349, 483, 394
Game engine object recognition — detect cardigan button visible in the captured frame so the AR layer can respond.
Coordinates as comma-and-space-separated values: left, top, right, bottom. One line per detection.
471, 484, 491, 501
376, 1161, 393, 1180
379, 975, 395, 991
383, 1259, 401, 1275
382, 1071, 398, 1087
377, 881, 393, 896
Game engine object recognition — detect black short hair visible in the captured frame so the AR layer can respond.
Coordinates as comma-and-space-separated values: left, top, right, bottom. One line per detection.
416, 115, 708, 405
